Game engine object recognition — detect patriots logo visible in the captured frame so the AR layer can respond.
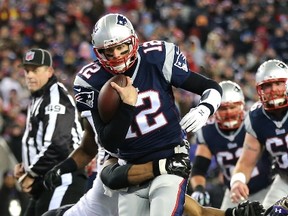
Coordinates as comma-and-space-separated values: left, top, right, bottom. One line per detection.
25, 51, 35, 61
117, 15, 128, 26
75, 91, 95, 108
174, 48, 188, 72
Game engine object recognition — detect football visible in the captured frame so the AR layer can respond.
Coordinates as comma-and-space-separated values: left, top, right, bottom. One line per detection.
98, 74, 127, 123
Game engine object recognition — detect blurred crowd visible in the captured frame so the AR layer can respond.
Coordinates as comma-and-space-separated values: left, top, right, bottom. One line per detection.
0, 0, 288, 213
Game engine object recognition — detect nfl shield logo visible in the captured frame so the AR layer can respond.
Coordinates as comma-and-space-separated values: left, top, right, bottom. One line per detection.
25, 51, 35, 61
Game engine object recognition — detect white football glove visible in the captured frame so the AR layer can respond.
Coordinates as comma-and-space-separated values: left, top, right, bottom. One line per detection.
180, 105, 210, 133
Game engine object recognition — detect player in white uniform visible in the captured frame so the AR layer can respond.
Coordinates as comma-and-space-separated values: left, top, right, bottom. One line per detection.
230, 59, 288, 209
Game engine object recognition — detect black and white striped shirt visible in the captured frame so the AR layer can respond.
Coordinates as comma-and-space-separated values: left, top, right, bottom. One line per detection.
22, 76, 83, 177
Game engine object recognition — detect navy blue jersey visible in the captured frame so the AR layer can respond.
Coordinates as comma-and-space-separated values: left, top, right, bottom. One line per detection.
196, 119, 273, 194
246, 101, 288, 174
74, 40, 192, 163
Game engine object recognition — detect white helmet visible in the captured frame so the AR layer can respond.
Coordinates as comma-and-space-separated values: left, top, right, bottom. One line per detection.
91, 13, 139, 74
215, 80, 245, 130
255, 59, 288, 110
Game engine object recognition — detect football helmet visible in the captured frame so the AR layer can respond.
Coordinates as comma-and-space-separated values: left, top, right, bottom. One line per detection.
91, 13, 139, 74
215, 81, 245, 130
255, 59, 288, 110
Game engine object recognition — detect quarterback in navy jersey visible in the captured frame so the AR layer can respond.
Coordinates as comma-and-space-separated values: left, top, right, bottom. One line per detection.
74, 41, 221, 163
72, 13, 222, 216
231, 59, 288, 209
190, 81, 273, 210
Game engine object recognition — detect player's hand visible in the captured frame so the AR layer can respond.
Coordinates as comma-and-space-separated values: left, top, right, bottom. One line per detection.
191, 185, 211, 206
231, 200, 265, 216
43, 167, 62, 191
165, 153, 191, 178
264, 195, 288, 216
180, 105, 210, 133
230, 181, 249, 203
111, 76, 138, 106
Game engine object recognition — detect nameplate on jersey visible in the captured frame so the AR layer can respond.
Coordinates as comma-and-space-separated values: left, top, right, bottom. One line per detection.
45, 104, 66, 115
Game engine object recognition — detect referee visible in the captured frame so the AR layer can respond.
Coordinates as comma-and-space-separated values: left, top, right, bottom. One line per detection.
14, 48, 87, 216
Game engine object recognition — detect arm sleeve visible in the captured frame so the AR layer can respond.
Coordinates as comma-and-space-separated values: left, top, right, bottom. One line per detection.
94, 102, 136, 152
191, 155, 211, 177
100, 163, 132, 190
179, 72, 221, 96
180, 72, 222, 115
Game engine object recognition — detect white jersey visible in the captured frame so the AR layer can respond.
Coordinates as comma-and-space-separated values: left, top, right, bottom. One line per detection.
63, 112, 119, 216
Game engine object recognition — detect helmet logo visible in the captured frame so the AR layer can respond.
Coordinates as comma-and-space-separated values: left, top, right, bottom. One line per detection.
117, 15, 128, 26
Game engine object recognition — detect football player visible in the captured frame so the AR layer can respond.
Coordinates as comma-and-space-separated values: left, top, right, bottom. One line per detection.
43, 12, 222, 216
71, 13, 222, 216
230, 59, 288, 209
42, 157, 265, 216
190, 80, 273, 209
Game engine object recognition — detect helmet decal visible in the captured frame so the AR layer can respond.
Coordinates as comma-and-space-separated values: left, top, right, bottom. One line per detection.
117, 15, 128, 26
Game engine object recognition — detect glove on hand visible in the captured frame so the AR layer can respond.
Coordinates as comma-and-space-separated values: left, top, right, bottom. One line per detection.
43, 158, 78, 191
231, 200, 265, 216
43, 167, 62, 191
180, 105, 210, 133
191, 185, 211, 206
164, 153, 191, 179
264, 196, 288, 216
154, 141, 191, 179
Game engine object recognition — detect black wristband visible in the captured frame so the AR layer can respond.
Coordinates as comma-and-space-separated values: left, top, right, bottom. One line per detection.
225, 208, 234, 216
152, 160, 160, 176
57, 157, 78, 174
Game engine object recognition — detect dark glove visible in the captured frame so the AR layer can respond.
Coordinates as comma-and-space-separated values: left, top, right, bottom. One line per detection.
264, 196, 288, 216
226, 200, 265, 216
157, 140, 191, 178
43, 167, 62, 191
165, 153, 191, 178
191, 185, 211, 206
43, 158, 78, 191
